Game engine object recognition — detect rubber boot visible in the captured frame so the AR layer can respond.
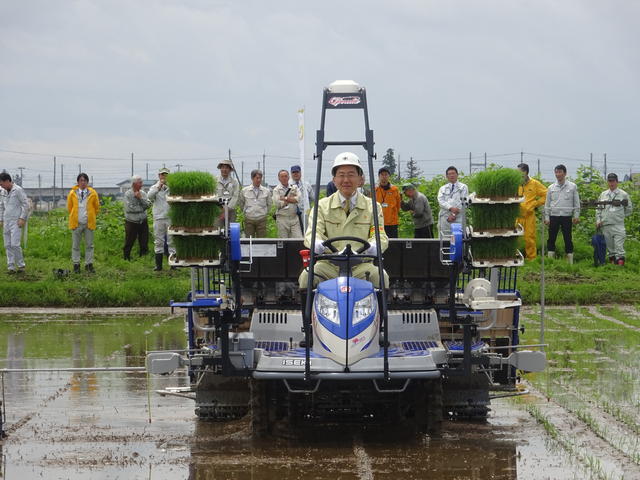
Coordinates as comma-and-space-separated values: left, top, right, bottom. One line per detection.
617, 257, 625, 266
154, 253, 163, 271
566, 253, 574, 265
73, 263, 81, 274
609, 256, 616, 264
547, 251, 555, 259
85, 263, 95, 273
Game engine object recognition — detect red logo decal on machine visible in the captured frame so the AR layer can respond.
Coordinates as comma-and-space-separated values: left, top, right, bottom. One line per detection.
340, 286, 352, 293
328, 96, 361, 106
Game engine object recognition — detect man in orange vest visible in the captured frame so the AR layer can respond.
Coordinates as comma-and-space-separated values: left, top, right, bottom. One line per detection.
375, 167, 402, 238
517, 163, 547, 260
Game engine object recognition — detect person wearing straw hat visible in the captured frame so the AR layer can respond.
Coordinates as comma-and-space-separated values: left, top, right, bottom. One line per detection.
214, 159, 240, 228
148, 167, 176, 271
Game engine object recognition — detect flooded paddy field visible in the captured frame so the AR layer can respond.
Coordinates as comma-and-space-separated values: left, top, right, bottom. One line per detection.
1, 308, 639, 479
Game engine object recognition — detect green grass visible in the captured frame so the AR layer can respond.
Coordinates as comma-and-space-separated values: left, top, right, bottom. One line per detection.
166, 171, 216, 196
470, 237, 519, 259
173, 236, 223, 260
469, 203, 521, 230
470, 168, 522, 198
169, 202, 220, 228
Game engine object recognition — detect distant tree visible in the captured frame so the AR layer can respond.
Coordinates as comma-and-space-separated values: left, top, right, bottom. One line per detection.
405, 156, 422, 179
381, 148, 397, 175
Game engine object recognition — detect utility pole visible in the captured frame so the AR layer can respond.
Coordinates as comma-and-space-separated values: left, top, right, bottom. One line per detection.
537, 158, 540, 177
53, 156, 57, 208
131, 152, 134, 177
175, 164, 183, 172
603, 153, 607, 177
520, 151, 524, 164
78, 164, 82, 174
17, 166, 25, 186
262, 150, 266, 177
146, 163, 149, 180
61, 164, 64, 192
38, 174, 42, 208
590, 153, 593, 182
484, 152, 487, 169
241, 161, 244, 185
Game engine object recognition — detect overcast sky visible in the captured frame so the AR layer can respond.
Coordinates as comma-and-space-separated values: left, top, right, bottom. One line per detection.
1, 0, 639, 188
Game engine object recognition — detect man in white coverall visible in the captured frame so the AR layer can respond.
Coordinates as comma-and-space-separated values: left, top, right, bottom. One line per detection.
0, 172, 29, 273
148, 167, 176, 271
595, 173, 633, 266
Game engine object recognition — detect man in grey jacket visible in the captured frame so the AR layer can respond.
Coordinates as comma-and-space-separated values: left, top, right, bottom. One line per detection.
148, 167, 175, 271
123, 175, 151, 260
596, 173, 633, 265
238, 169, 272, 237
401, 184, 434, 238
0, 172, 29, 273
544, 164, 581, 264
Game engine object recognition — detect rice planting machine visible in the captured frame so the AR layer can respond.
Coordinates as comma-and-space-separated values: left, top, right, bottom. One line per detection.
147, 80, 546, 434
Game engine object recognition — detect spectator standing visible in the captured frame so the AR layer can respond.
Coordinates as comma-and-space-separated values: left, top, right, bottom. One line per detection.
290, 165, 315, 232
66, 173, 100, 273
148, 167, 175, 271
273, 169, 302, 238
214, 159, 240, 228
544, 165, 580, 264
375, 167, 402, 238
595, 173, 633, 265
401, 184, 433, 238
516, 163, 548, 260
123, 175, 151, 260
239, 169, 272, 237
437, 166, 468, 236
0, 172, 29, 273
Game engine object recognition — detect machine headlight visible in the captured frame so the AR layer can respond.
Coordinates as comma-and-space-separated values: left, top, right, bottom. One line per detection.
316, 294, 339, 324
353, 293, 375, 325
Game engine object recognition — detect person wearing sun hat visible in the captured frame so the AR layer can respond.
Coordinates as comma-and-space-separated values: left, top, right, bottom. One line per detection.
214, 159, 240, 228
148, 167, 175, 271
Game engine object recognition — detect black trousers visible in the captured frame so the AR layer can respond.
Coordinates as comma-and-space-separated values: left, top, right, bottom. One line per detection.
124, 220, 149, 259
414, 225, 433, 238
384, 224, 398, 239
547, 216, 573, 254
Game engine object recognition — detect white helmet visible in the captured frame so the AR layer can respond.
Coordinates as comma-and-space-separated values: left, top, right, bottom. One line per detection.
331, 152, 363, 176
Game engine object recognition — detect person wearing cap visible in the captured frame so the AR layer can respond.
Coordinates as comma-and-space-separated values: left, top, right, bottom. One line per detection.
437, 166, 468, 237
544, 164, 580, 264
595, 173, 633, 265
214, 159, 240, 228
273, 169, 302, 238
123, 175, 151, 260
148, 167, 175, 271
401, 184, 433, 238
238, 169, 272, 237
516, 163, 547, 260
298, 152, 389, 289
66, 172, 100, 273
375, 167, 402, 238
289, 164, 315, 232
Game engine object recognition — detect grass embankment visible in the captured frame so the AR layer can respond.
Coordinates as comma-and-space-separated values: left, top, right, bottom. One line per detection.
1, 196, 639, 307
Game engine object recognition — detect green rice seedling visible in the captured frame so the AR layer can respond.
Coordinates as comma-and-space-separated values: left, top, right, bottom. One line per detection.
167, 171, 217, 197
169, 202, 221, 229
470, 203, 521, 230
174, 236, 223, 260
472, 168, 522, 198
471, 237, 518, 259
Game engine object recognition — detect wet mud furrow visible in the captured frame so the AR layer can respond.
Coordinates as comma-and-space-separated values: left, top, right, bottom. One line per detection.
587, 306, 640, 333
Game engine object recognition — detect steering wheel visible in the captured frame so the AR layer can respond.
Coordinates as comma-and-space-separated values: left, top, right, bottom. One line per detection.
322, 236, 370, 254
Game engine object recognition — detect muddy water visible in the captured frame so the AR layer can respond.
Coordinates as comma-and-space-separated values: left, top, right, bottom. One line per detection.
1, 314, 580, 479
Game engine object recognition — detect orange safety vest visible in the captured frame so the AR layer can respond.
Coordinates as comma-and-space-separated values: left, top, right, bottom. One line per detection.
375, 184, 402, 226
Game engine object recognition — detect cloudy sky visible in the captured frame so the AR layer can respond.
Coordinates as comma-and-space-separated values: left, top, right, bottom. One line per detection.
1, 0, 639, 188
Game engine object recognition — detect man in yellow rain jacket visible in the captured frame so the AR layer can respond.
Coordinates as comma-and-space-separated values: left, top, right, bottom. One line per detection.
299, 152, 388, 289
67, 173, 100, 273
516, 163, 547, 260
